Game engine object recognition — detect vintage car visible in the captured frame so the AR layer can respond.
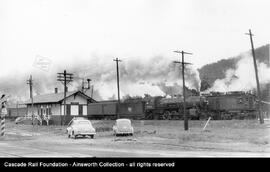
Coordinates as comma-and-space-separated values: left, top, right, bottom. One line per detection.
66, 117, 96, 139
15, 117, 25, 124
113, 118, 134, 136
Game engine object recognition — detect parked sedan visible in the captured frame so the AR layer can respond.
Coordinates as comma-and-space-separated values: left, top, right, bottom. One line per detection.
15, 117, 25, 124
66, 117, 96, 139
113, 119, 134, 136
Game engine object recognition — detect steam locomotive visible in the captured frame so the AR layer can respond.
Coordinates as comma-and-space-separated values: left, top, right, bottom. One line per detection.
143, 95, 208, 120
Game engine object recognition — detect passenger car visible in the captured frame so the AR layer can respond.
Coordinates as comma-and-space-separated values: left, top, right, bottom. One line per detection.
66, 117, 96, 139
113, 119, 134, 136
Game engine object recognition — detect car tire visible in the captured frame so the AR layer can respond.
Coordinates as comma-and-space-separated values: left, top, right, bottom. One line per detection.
72, 131, 76, 139
90, 135, 94, 139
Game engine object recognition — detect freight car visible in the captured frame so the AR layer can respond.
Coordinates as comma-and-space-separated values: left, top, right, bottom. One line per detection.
144, 96, 208, 120
204, 91, 257, 119
7, 104, 28, 119
87, 100, 145, 119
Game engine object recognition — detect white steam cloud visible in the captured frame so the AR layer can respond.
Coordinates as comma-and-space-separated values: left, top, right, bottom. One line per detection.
0, 55, 201, 103
73, 55, 201, 99
207, 53, 270, 92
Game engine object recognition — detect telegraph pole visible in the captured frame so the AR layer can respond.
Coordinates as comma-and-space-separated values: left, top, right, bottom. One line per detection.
27, 75, 34, 126
173, 51, 192, 131
81, 78, 84, 92
245, 29, 264, 124
113, 58, 122, 119
57, 70, 73, 125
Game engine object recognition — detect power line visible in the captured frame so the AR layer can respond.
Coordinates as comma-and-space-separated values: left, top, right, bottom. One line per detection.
57, 70, 73, 125
173, 50, 193, 131
27, 75, 34, 126
113, 58, 122, 119
245, 29, 264, 124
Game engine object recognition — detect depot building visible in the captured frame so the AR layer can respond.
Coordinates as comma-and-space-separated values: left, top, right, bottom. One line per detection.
24, 88, 97, 125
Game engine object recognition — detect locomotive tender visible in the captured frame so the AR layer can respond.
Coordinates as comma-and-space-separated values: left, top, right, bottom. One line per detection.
204, 91, 257, 119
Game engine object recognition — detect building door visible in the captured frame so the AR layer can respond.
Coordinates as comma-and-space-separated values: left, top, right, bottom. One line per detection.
66, 105, 71, 116
79, 105, 83, 116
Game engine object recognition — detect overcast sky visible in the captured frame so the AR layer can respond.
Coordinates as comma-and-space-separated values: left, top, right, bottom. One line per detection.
1, 0, 270, 78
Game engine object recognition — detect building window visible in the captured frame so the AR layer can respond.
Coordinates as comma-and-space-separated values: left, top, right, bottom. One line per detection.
49, 107, 52, 115
79, 105, 83, 116
71, 102, 79, 105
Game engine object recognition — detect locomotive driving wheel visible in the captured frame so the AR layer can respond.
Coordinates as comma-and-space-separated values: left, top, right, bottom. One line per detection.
171, 111, 179, 120
163, 111, 171, 120
145, 112, 154, 120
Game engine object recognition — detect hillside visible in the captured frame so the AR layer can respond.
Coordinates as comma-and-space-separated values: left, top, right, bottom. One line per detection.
198, 44, 270, 102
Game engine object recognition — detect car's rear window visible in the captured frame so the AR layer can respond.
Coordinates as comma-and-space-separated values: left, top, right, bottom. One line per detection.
117, 121, 131, 126
76, 121, 90, 125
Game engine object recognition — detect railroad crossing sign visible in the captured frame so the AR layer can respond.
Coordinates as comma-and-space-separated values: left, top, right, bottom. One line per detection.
1, 107, 7, 116
1, 101, 7, 118
0, 94, 7, 137
1, 108, 7, 118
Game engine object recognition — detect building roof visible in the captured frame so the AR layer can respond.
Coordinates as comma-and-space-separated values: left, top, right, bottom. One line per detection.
24, 90, 97, 105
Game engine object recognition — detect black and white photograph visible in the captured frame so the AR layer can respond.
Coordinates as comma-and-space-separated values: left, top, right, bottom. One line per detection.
0, 0, 270, 168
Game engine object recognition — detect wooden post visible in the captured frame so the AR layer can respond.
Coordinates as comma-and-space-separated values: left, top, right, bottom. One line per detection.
203, 117, 211, 131
113, 58, 122, 119
173, 51, 192, 131
246, 29, 264, 124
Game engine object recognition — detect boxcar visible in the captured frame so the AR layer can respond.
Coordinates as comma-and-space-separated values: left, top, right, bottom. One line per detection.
7, 104, 28, 119
87, 101, 145, 119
